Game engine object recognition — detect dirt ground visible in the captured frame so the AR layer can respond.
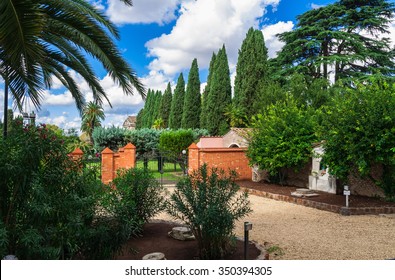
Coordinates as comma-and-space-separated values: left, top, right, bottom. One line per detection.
152, 185, 395, 260
116, 221, 261, 260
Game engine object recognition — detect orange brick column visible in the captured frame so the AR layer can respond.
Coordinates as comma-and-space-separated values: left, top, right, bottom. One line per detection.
102, 147, 114, 184
123, 143, 136, 169
69, 147, 84, 161
188, 143, 199, 175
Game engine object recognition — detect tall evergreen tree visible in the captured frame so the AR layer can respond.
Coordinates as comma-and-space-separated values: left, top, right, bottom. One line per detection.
159, 82, 173, 128
141, 89, 154, 128
233, 27, 269, 117
206, 45, 232, 135
135, 108, 144, 129
276, 0, 395, 82
169, 73, 185, 129
152, 90, 162, 126
182, 59, 201, 129
200, 53, 216, 129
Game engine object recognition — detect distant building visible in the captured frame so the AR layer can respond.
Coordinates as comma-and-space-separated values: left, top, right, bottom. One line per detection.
123, 116, 137, 130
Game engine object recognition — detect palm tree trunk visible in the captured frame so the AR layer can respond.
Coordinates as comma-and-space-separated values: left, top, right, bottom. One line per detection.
3, 71, 9, 138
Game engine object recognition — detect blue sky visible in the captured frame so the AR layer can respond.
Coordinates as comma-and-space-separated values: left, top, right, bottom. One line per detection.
1, 0, 394, 132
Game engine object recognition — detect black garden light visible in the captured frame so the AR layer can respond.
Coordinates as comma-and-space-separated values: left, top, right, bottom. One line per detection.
244, 222, 252, 260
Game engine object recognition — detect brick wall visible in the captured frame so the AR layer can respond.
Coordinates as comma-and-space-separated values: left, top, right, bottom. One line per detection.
101, 143, 136, 184
188, 143, 252, 180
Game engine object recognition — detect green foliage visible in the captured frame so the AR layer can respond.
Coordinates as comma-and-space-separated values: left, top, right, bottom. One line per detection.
182, 58, 201, 129
103, 168, 165, 231
200, 53, 216, 129
319, 79, 395, 197
92, 126, 128, 152
166, 164, 252, 259
1, 0, 145, 114
81, 101, 105, 144
159, 129, 194, 158
247, 96, 318, 183
169, 73, 185, 129
0, 122, 101, 259
276, 0, 395, 82
159, 82, 172, 128
206, 45, 232, 135
234, 27, 269, 116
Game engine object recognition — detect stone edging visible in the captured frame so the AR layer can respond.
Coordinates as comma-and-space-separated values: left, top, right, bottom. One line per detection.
241, 187, 395, 216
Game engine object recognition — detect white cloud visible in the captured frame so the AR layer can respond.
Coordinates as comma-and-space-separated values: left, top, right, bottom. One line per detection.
261, 21, 294, 58
140, 70, 173, 92
388, 20, 395, 48
311, 3, 325, 9
145, 0, 280, 76
106, 0, 182, 25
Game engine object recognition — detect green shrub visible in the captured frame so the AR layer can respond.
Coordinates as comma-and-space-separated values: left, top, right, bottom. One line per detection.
0, 122, 101, 259
319, 79, 395, 197
102, 168, 165, 234
166, 164, 252, 259
247, 95, 318, 184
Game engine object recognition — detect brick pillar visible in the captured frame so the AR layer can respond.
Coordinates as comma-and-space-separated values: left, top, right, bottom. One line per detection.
123, 143, 136, 169
102, 147, 114, 184
188, 143, 199, 175
69, 147, 84, 161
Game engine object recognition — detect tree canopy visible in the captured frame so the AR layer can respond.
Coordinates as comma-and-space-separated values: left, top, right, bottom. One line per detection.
233, 27, 269, 116
182, 58, 201, 129
276, 0, 395, 82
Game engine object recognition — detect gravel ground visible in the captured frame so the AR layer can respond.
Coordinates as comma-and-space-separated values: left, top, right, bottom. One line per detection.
155, 188, 395, 260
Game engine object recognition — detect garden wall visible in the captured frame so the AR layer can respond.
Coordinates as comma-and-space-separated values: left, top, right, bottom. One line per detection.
188, 143, 252, 180
101, 143, 136, 184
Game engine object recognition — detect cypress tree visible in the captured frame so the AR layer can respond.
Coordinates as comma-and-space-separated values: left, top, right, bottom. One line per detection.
169, 73, 185, 129
200, 53, 216, 129
206, 45, 232, 135
182, 58, 201, 129
159, 82, 172, 128
233, 27, 268, 116
136, 108, 144, 129
141, 89, 154, 128
152, 90, 162, 126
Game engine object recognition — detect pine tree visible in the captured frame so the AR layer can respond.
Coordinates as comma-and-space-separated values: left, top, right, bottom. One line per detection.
206, 45, 232, 135
169, 73, 185, 129
159, 82, 172, 128
277, 0, 395, 82
233, 27, 268, 116
182, 58, 201, 129
200, 53, 216, 129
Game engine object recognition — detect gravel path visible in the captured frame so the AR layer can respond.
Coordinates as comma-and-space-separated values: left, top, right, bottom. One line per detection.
155, 189, 395, 260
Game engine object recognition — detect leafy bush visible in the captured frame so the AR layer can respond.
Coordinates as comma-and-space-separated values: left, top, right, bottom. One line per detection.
0, 122, 101, 259
166, 164, 252, 259
159, 130, 194, 172
92, 125, 128, 152
319, 79, 395, 197
101, 168, 165, 235
247, 95, 318, 184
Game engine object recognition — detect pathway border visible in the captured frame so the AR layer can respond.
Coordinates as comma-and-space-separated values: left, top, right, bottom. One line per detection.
240, 187, 395, 216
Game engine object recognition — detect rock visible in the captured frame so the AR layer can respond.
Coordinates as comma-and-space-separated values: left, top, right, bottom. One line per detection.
291, 188, 319, 198
3, 255, 18, 260
142, 252, 166, 260
168, 226, 195, 241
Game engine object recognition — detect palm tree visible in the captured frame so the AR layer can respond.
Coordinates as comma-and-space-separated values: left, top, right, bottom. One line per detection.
81, 101, 105, 145
0, 0, 145, 136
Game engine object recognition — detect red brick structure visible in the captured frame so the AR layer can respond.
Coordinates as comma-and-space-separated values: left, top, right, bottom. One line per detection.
69, 147, 84, 161
188, 143, 252, 180
101, 143, 136, 184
